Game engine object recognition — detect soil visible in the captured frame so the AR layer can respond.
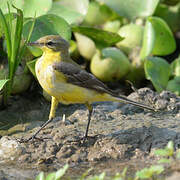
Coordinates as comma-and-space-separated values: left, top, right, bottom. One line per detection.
0, 88, 180, 179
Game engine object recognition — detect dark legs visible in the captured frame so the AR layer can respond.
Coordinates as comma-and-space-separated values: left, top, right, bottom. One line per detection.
84, 103, 93, 140
20, 97, 59, 142
20, 99, 93, 143
23, 118, 54, 142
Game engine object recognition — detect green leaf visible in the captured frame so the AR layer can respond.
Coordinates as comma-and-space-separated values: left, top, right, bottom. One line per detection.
48, 3, 82, 25
35, 172, 45, 180
154, 4, 180, 33
0, 79, 9, 91
98, 172, 106, 180
57, 0, 89, 16
27, 59, 37, 78
35, 165, 68, 180
18, 14, 36, 67
48, 0, 88, 24
72, 26, 123, 47
46, 172, 55, 180
144, 57, 171, 92
0, 7, 12, 59
136, 168, 153, 179
154, 141, 174, 157
136, 165, 164, 179
0, 0, 52, 18
22, 0, 52, 18
176, 149, 180, 159
23, 14, 71, 42
122, 167, 127, 177
88, 172, 106, 180
167, 141, 174, 152
80, 168, 93, 180
0, 5, 27, 102
97, 0, 159, 20
149, 165, 164, 175
55, 164, 68, 179
112, 167, 127, 180
23, 14, 71, 56
140, 19, 155, 59
0, 0, 23, 14
11, 5, 23, 75
154, 149, 171, 156
140, 16, 176, 58
149, 16, 176, 56
158, 158, 172, 164
170, 56, 180, 77
167, 76, 180, 96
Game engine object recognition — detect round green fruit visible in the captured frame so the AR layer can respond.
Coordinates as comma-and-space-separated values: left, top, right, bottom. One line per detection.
69, 40, 80, 61
103, 20, 121, 33
116, 24, 144, 55
74, 32, 96, 60
83, 1, 112, 26
0, 65, 32, 94
90, 47, 130, 82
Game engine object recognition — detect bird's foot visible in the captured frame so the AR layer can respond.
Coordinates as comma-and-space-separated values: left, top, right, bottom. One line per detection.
18, 135, 44, 143
64, 135, 95, 146
79, 135, 98, 146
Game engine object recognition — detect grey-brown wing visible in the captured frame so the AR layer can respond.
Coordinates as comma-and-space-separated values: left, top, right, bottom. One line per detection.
53, 61, 155, 111
53, 61, 115, 95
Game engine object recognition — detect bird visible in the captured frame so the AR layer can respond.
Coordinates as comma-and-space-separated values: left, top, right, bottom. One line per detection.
24, 35, 155, 142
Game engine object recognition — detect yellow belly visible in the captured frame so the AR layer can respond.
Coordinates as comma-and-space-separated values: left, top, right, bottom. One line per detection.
35, 56, 115, 105
50, 83, 114, 104
36, 64, 114, 104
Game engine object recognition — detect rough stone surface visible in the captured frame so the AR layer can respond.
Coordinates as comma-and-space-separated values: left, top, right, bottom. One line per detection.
0, 88, 180, 179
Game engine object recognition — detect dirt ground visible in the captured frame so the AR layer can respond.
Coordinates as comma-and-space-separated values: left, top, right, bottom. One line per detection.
0, 88, 180, 179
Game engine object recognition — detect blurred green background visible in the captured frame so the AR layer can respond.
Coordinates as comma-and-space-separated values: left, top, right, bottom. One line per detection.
0, 0, 180, 105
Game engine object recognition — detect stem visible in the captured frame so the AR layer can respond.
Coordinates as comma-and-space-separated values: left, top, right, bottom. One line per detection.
2, 84, 8, 107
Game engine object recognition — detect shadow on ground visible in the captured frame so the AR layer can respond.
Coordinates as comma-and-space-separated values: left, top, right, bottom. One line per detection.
0, 88, 180, 179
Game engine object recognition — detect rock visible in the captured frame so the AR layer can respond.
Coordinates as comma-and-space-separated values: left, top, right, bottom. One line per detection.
166, 172, 180, 180
0, 136, 23, 163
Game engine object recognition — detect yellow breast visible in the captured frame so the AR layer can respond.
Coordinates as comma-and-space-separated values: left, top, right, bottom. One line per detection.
35, 49, 66, 94
35, 48, 115, 104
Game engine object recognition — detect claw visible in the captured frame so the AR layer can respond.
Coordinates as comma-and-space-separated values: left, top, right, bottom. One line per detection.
18, 135, 44, 143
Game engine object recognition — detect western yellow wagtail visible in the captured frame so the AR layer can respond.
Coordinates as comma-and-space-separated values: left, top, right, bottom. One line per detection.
24, 35, 155, 142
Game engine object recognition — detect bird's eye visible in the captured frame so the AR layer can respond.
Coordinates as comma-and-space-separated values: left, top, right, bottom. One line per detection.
47, 41, 53, 46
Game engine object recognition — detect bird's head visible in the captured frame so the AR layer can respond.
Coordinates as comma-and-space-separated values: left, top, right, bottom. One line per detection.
28, 35, 69, 53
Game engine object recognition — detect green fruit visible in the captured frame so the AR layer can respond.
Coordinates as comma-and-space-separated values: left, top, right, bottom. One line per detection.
69, 40, 80, 61
0, 65, 32, 94
83, 1, 112, 26
166, 76, 180, 95
103, 20, 121, 33
116, 23, 143, 55
90, 47, 130, 82
74, 32, 96, 60
12, 72, 32, 94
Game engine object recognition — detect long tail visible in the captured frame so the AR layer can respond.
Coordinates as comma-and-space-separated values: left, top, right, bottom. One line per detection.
112, 94, 155, 111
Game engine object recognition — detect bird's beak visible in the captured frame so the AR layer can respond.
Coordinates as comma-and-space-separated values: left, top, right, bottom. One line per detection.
27, 41, 42, 47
